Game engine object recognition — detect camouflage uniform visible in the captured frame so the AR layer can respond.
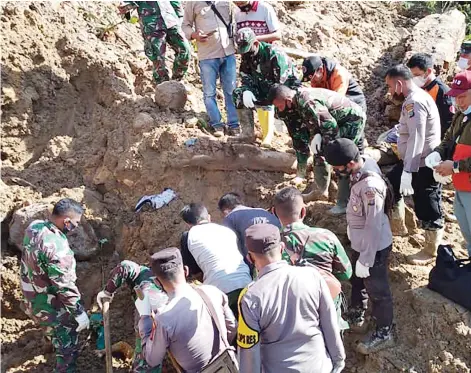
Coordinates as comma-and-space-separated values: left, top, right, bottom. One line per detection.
125, 1, 190, 84
20, 220, 84, 373
104, 260, 166, 373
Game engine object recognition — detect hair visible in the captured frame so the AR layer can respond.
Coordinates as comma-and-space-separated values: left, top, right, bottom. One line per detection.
180, 203, 209, 225
385, 64, 413, 81
407, 53, 433, 72
153, 264, 182, 282
267, 84, 295, 104
52, 198, 84, 217
218, 192, 242, 211
273, 187, 303, 220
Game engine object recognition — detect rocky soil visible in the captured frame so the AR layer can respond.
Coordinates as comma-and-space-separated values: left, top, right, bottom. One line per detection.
1, 1, 470, 372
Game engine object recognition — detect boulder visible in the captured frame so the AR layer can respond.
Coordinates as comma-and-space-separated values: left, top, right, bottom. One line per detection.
9, 203, 99, 261
154, 81, 187, 110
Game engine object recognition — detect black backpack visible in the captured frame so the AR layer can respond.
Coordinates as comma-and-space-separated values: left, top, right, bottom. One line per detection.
428, 245, 471, 311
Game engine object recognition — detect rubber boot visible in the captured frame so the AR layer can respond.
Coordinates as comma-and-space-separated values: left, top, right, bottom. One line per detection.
356, 325, 395, 355
235, 108, 255, 143
303, 162, 331, 202
329, 175, 349, 215
407, 228, 443, 266
390, 199, 408, 236
258, 107, 275, 148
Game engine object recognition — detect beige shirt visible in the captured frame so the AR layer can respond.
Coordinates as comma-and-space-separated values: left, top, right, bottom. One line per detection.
182, 1, 236, 60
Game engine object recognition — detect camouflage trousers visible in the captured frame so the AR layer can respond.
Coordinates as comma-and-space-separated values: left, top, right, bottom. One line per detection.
143, 27, 190, 85
133, 335, 162, 373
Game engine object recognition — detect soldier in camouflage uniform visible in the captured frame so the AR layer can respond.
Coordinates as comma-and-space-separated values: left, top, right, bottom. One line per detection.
233, 27, 298, 140
20, 199, 89, 373
273, 187, 352, 331
119, 1, 190, 84
96, 260, 168, 373
268, 84, 366, 215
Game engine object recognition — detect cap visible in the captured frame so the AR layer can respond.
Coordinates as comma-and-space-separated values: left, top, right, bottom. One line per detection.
447, 70, 471, 97
324, 138, 360, 166
151, 247, 182, 276
302, 55, 323, 82
460, 41, 471, 55
236, 27, 256, 54
245, 223, 281, 254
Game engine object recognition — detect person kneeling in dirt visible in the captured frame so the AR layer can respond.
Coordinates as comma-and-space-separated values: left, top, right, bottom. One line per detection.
118, 1, 190, 85
138, 248, 237, 372
96, 260, 168, 373
237, 224, 345, 372
273, 186, 352, 332
324, 138, 395, 355
268, 84, 366, 215
20, 198, 89, 373
232, 27, 298, 145
302, 55, 367, 113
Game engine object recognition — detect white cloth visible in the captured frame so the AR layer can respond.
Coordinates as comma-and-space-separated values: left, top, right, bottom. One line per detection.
235, 1, 280, 35
187, 223, 251, 294
425, 151, 442, 169
135, 189, 177, 212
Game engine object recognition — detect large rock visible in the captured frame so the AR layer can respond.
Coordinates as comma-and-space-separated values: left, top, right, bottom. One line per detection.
154, 81, 187, 110
9, 203, 99, 261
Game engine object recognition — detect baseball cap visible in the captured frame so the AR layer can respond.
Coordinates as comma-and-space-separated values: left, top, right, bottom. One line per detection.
151, 247, 183, 276
245, 223, 282, 254
236, 27, 256, 54
302, 55, 323, 82
460, 41, 471, 55
324, 138, 360, 166
447, 70, 471, 97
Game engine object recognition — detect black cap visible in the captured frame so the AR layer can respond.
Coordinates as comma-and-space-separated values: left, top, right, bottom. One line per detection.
151, 248, 182, 276
302, 55, 323, 82
324, 138, 360, 166
461, 41, 471, 55
245, 224, 281, 254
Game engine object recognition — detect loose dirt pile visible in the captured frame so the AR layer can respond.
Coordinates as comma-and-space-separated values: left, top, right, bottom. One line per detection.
1, 1, 470, 372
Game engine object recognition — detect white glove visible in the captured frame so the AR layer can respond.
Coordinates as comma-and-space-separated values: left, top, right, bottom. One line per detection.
292, 176, 305, 185
425, 151, 442, 169
400, 171, 414, 196
96, 290, 113, 310
310, 134, 322, 155
433, 170, 452, 185
75, 312, 90, 332
243, 91, 256, 109
332, 360, 345, 373
355, 260, 370, 278
135, 294, 152, 316
347, 225, 351, 240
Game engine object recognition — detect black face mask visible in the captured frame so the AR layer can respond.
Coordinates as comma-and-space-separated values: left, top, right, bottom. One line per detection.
62, 219, 77, 234
334, 167, 351, 177
238, 4, 252, 12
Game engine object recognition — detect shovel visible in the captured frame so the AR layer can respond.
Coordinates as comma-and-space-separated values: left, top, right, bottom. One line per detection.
102, 300, 113, 373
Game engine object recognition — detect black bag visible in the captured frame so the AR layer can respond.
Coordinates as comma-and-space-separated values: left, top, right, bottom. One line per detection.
428, 245, 471, 311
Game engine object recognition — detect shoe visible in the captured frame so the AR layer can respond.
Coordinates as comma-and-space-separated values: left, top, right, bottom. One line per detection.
329, 205, 347, 215
227, 126, 241, 136
356, 325, 395, 354
213, 129, 224, 138
347, 307, 367, 333
406, 228, 443, 266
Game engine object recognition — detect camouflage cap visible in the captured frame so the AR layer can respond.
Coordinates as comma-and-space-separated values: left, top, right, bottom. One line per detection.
236, 27, 257, 54
461, 41, 471, 55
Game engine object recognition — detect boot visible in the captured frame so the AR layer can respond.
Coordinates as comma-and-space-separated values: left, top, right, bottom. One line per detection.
356, 325, 395, 355
329, 175, 349, 215
407, 228, 443, 265
235, 108, 255, 142
390, 199, 408, 236
347, 307, 368, 333
258, 107, 275, 148
313, 162, 331, 197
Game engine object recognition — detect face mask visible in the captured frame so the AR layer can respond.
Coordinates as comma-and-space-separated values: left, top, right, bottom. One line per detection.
334, 166, 351, 177
462, 105, 471, 115
412, 75, 427, 88
458, 57, 470, 70
62, 219, 77, 234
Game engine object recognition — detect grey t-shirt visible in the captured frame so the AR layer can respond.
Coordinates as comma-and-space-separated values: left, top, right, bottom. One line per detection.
223, 205, 281, 257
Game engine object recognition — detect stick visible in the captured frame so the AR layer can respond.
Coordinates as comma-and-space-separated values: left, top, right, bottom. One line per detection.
103, 300, 113, 373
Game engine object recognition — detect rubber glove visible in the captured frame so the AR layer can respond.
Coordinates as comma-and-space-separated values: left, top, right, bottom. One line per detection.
309, 134, 322, 155
332, 360, 346, 373
96, 290, 113, 309
400, 171, 414, 196
243, 91, 256, 109
425, 151, 442, 169
75, 312, 90, 332
355, 260, 370, 278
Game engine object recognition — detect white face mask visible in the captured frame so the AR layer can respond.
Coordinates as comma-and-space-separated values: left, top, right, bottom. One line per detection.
412, 75, 427, 88
458, 57, 470, 70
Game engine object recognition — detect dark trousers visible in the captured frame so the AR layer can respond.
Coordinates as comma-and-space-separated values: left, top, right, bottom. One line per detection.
386, 161, 444, 229
226, 288, 243, 320
351, 245, 394, 328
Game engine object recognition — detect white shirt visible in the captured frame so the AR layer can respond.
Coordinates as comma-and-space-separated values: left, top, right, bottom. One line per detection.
235, 1, 280, 36
187, 223, 251, 294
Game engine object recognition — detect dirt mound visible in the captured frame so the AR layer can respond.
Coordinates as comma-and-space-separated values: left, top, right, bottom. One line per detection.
1, 1, 470, 372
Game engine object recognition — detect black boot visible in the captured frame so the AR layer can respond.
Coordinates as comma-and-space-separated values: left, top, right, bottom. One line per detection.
356, 324, 395, 354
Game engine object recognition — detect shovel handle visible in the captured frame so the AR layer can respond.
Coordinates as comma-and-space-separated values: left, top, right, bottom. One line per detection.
103, 300, 113, 373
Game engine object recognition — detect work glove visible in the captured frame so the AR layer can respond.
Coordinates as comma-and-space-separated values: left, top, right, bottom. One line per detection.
331, 360, 345, 373
399, 171, 414, 196
75, 312, 90, 332
309, 134, 322, 155
425, 151, 442, 169
243, 91, 256, 109
135, 293, 152, 316
433, 170, 452, 185
355, 260, 370, 278
96, 290, 114, 309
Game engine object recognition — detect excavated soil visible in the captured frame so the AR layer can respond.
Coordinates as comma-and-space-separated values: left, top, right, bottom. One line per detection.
1, 1, 470, 372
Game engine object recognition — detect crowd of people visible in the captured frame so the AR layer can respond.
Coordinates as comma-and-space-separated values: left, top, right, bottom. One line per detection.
17, 1, 471, 373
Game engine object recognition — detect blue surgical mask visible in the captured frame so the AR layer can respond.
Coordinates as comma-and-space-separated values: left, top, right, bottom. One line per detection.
462, 105, 471, 115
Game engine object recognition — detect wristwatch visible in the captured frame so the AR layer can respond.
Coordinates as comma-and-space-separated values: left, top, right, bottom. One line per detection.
453, 161, 460, 174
